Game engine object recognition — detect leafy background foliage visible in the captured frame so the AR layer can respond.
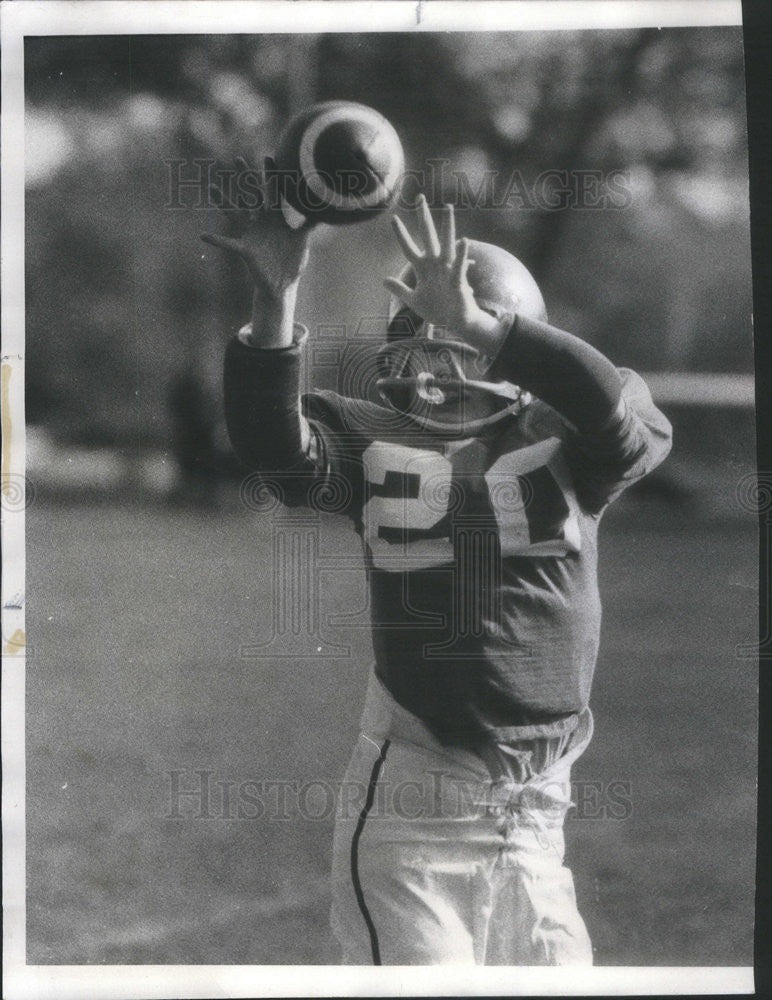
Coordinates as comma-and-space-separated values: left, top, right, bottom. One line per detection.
26, 30, 751, 451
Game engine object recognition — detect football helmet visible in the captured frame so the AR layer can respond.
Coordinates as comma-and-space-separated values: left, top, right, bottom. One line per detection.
376, 240, 547, 434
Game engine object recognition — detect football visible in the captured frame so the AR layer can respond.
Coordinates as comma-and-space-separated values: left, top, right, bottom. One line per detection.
273, 101, 405, 226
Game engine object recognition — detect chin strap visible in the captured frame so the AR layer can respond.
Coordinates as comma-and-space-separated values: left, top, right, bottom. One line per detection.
411, 397, 531, 436
376, 375, 532, 435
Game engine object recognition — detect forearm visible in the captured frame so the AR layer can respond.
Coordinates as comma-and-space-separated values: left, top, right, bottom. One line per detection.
488, 315, 623, 432
243, 282, 299, 349
224, 332, 312, 472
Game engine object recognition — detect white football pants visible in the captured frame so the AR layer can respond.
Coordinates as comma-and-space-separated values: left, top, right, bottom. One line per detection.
331, 673, 593, 965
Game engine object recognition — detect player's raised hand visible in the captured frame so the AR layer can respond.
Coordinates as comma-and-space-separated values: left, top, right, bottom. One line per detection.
384, 197, 503, 354
201, 156, 312, 303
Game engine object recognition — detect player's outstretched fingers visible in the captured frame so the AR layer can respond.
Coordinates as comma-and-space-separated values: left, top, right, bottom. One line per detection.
383, 276, 417, 309
391, 216, 423, 263
439, 203, 456, 265
255, 153, 317, 231
451, 238, 474, 288
417, 194, 441, 258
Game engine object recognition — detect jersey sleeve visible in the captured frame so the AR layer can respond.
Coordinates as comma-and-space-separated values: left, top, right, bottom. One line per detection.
223, 325, 363, 515
488, 314, 671, 513
488, 314, 623, 431
564, 368, 673, 513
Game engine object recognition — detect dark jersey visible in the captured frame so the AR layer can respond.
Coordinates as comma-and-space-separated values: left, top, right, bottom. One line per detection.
224, 330, 672, 745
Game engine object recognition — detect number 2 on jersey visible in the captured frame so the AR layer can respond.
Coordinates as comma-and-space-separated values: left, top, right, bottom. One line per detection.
362, 439, 580, 572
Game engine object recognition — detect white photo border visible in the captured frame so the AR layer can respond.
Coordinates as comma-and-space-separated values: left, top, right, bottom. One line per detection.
1, 2, 753, 998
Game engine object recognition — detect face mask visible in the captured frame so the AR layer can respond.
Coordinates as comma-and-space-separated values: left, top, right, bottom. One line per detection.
376, 332, 531, 435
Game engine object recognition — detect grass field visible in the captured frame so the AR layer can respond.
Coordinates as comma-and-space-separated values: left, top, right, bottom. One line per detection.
25, 489, 757, 965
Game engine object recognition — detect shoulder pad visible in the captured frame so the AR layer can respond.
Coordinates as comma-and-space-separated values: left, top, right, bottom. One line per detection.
618, 367, 655, 406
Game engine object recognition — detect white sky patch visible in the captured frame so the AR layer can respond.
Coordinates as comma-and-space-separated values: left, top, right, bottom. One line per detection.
25, 109, 76, 187
127, 93, 168, 134
673, 170, 750, 224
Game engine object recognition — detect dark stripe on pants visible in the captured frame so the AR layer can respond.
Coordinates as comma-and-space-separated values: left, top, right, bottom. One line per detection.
350, 738, 391, 965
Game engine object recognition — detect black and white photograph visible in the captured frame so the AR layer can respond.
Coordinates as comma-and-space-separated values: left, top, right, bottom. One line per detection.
1, 1, 759, 996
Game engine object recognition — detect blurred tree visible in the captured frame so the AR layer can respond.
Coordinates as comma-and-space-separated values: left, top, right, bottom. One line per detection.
312, 29, 750, 369
24, 28, 751, 453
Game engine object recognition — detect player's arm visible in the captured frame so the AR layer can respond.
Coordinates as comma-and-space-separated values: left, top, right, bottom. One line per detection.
385, 199, 672, 507
487, 314, 624, 433
489, 316, 673, 507
203, 159, 324, 491
384, 196, 622, 433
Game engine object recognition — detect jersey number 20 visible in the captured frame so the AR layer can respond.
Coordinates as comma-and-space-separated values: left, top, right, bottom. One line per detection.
362, 438, 580, 572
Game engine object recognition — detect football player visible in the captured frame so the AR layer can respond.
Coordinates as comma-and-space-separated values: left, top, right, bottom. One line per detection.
205, 181, 672, 965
